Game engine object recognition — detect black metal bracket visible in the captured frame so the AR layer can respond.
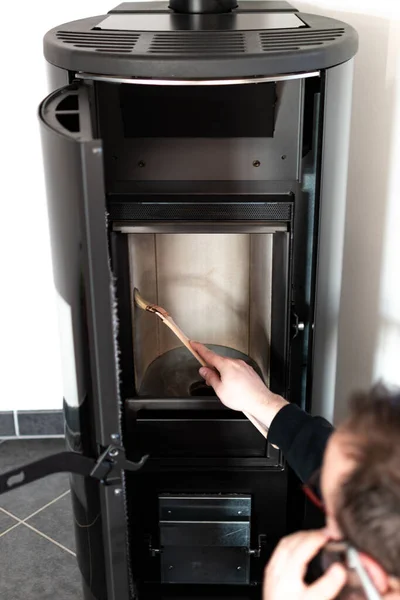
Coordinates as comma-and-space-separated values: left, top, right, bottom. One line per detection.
0, 445, 148, 497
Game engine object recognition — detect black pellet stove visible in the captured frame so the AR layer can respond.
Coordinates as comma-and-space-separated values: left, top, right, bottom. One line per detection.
1, 1, 358, 599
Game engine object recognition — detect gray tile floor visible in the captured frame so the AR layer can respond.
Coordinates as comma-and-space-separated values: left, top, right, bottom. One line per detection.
0, 439, 82, 600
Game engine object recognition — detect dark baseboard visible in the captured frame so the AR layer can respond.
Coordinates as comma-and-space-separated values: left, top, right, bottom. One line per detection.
0, 412, 15, 437
0, 410, 64, 438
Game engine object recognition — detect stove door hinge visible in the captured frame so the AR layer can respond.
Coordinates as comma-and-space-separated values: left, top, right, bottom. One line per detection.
0, 445, 149, 497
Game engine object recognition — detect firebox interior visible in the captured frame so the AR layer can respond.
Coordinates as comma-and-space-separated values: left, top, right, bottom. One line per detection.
128, 232, 272, 396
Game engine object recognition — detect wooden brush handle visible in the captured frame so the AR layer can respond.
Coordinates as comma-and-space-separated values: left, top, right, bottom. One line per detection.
162, 317, 207, 366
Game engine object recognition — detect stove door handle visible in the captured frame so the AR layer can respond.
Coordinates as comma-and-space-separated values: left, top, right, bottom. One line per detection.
0, 446, 148, 496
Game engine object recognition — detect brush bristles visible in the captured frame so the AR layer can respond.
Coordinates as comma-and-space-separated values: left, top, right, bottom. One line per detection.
134, 288, 149, 311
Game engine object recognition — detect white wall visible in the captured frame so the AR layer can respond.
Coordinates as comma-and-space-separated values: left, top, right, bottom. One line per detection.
0, 0, 399, 415
296, 0, 400, 421
0, 2, 112, 411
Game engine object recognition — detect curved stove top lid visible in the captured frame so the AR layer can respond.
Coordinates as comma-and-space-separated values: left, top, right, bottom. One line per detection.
43, 1, 358, 80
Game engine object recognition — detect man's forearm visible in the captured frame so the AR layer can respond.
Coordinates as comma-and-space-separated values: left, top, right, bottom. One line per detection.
267, 403, 334, 483
250, 394, 289, 431
251, 396, 333, 482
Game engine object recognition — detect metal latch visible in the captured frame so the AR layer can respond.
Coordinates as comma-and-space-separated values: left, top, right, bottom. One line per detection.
291, 311, 305, 339
148, 536, 162, 557
0, 444, 148, 496
247, 534, 267, 558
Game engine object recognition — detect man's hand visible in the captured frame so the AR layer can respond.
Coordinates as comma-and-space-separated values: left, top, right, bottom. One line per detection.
190, 341, 288, 427
263, 530, 347, 600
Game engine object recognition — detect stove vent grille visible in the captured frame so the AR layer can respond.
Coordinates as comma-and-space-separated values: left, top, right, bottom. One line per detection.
149, 32, 246, 54
259, 28, 345, 52
108, 202, 292, 222
56, 27, 345, 56
56, 31, 140, 53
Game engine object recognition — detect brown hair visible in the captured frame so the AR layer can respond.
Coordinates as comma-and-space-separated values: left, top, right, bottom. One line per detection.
337, 384, 400, 577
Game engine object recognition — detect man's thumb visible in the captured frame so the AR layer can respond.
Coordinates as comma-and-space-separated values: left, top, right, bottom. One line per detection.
199, 367, 221, 392
306, 564, 347, 600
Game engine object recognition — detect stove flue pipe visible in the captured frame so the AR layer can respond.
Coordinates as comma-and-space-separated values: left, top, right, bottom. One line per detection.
169, 0, 238, 14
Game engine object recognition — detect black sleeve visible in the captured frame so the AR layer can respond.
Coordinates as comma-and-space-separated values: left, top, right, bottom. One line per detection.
268, 403, 334, 483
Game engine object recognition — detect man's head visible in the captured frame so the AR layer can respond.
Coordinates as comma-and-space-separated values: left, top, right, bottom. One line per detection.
320, 384, 400, 596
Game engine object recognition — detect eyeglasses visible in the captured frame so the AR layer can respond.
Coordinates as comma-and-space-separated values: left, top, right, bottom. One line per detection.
322, 541, 382, 600
302, 468, 325, 512
301, 471, 382, 600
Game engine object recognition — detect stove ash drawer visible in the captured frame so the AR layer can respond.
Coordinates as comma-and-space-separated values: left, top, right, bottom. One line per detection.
133, 417, 267, 458
159, 494, 251, 585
